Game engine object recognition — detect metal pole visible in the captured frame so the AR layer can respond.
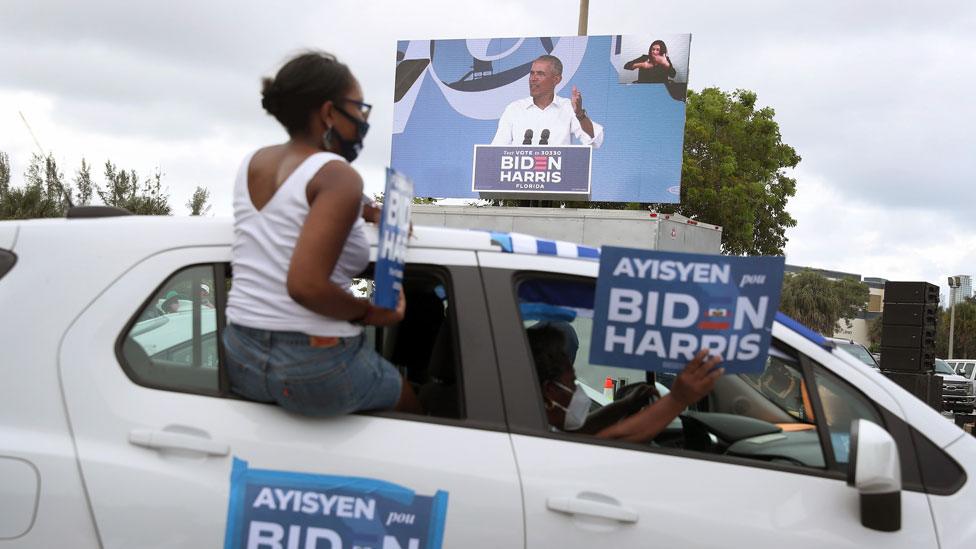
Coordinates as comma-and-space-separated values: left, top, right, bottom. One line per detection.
578, 0, 589, 35
949, 301, 956, 360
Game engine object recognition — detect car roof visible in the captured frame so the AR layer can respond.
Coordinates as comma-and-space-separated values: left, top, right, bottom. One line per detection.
1, 216, 601, 261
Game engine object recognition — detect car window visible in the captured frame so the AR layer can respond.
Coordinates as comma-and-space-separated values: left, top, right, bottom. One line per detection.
118, 264, 465, 419
834, 341, 879, 368
372, 268, 464, 419
811, 365, 884, 466
120, 265, 221, 393
962, 363, 975, 378
934, 359, 955, 376
516, 275, 839, 472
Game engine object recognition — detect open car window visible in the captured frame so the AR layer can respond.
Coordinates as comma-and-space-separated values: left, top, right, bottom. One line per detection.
515, 274, 890, 475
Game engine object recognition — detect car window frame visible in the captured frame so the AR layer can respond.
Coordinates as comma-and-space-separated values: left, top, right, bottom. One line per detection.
360, 262, 508, 431
115, 259, 509, 432
115, 262, 226, 397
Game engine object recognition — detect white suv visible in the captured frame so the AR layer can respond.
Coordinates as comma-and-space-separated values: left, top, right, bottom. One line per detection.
1, 214, 975, 548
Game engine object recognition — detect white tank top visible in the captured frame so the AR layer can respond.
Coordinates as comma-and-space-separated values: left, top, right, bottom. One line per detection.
226, 150, 369, 337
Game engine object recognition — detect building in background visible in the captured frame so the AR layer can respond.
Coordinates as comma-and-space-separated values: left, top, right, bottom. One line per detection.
949, 274, 972, 305
784, 265, 885, 346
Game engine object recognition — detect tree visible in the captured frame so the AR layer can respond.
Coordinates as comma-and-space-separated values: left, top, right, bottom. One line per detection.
779, 270, 869, 335
74, 159, 94, 206
43, 154, 71, 212
0, 151, 10, 198
665, 88, 800, 255
867, 316, 883, 352
935, 299, 976, 358
97, 161, 172, 215
0, 153, 64, 219
187, 185, 212, 216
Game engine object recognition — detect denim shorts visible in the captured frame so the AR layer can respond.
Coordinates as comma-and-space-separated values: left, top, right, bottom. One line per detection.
222, 323, 402, 417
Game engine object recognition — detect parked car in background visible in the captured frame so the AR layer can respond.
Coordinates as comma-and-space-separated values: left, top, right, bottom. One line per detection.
935, 359, 976, 414
947, 359, 976, 378
826, 336, 880, 369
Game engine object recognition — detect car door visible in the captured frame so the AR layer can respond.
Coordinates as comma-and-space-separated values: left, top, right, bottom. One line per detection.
60, 245, 523, 548
478, 250, 938, 548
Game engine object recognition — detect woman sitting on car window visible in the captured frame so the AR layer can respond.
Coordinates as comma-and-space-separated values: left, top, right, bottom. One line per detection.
222, 51, 421, 417
527, 323, 722, 442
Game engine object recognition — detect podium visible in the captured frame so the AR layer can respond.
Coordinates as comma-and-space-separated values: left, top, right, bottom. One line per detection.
471, 144, 592, 200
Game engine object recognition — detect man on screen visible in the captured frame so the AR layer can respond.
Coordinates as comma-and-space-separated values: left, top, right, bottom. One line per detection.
491, 55, 604, 148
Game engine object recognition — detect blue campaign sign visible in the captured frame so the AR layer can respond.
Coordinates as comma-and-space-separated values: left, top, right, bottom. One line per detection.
224, 458, 449, 549
374, 169, 413, 310
471, 145, 591, 194
590, 247, 785, 374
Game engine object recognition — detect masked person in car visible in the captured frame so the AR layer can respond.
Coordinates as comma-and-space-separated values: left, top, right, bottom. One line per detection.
528, 322, 723, 442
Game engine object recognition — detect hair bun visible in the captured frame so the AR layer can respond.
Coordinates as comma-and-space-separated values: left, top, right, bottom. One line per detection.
261, 77, 279, 115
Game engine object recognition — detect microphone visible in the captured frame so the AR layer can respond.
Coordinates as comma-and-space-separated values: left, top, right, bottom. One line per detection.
540, 129, 550, 145
522, 129, 533, 145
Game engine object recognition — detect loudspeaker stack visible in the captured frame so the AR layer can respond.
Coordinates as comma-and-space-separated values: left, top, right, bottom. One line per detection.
881, 281, 942, 411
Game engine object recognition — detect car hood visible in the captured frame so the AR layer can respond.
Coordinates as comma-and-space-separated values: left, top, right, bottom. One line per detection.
941, 373, 970, 383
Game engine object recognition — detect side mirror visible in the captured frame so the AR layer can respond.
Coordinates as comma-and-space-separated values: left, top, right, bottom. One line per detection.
847, 419, 901, 532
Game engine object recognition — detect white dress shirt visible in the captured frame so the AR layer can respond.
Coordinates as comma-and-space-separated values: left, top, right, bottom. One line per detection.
490, 96, 604, 148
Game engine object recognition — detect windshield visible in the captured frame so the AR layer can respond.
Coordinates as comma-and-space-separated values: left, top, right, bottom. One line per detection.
834, 341, 879, 368
934, 359, 955, 376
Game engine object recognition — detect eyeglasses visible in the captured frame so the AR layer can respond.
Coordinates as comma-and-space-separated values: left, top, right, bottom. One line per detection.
340, 98, 372, 120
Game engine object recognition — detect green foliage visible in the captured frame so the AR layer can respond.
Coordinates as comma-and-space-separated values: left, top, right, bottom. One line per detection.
74, 159, 94, 206
0, 151, 184, 219
935, 299, 976, 358
0, 153, 68, 219
867, 316, 883, 352
186, 185, 212, 216
0, 151, 10, 197
662, 88, 800, 255
779, 270, 869, 335
96, 161, 172, 215
371, 192, 436, 205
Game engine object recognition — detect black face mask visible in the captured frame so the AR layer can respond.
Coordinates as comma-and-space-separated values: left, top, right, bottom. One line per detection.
326, 107, 370, 163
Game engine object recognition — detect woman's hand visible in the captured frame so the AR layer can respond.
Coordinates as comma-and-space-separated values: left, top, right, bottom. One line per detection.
363, 291, 407, 327
650, 53, 669, 67
670, 350, 724, 407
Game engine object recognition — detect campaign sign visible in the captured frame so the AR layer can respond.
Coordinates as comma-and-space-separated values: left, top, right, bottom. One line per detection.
224, 458, 448, 549
471, 145, 591, 194
590, 247, 785, 374
374, 168, 413, 310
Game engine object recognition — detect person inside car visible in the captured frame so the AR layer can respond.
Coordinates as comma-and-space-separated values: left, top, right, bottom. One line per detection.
161, 291, 182, 314
528, 322, 723, 442
222, 50, 422, 417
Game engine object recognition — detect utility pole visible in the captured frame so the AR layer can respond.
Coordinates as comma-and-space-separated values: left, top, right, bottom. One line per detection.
948, 276, 961, 359
578, 0, 589, 35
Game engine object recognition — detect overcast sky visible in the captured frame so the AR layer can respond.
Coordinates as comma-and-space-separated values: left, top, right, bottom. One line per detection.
2, 0, 974, 297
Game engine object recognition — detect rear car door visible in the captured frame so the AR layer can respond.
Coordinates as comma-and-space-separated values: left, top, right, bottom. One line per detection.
478, 250, 940, 548
60, 245, 523, 548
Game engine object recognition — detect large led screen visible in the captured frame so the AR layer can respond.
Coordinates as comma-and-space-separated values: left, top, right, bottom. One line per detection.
392, 34, 691, 202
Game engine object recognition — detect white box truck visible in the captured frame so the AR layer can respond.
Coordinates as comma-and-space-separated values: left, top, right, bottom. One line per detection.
411, 205, 723, 254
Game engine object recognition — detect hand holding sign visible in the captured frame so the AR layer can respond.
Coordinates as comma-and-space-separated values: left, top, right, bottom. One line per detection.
670, 350, 724, 407
361, 291, 406, 327
375, 169, 414, 310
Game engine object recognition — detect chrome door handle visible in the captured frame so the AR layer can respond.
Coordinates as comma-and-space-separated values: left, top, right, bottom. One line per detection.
128, 429, 229, 456
546, 496, 639, 523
